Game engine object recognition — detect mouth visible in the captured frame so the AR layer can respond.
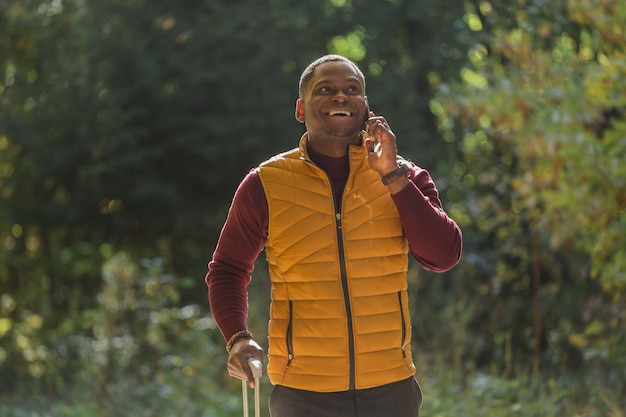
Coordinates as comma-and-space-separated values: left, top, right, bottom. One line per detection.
326, 110, 353, 117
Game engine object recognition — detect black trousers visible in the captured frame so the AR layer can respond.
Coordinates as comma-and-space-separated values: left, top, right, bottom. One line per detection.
269, 377, 423, 417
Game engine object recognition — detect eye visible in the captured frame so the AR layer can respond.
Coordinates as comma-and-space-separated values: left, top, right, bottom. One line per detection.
347, 85, 361, 93
319, 86, 332, 93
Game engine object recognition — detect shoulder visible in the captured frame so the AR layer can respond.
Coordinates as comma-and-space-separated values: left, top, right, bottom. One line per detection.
233, 169, 265, 205
258, 147, 301, 169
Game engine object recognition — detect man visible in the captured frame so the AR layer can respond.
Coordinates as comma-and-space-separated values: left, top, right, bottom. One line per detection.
206, 54, 462, 417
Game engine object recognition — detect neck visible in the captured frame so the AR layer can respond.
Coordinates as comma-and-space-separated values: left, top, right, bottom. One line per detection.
306, 131, 362, 157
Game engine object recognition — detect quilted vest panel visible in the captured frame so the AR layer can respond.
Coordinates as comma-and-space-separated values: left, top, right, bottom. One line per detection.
257, 137, 416, 392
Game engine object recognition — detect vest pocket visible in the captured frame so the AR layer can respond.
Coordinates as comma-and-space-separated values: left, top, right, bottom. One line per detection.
398, 291, 407, 358
286, 300, 294, 367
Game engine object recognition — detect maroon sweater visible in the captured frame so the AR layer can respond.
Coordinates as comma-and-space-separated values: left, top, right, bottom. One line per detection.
206, 148, 462, 342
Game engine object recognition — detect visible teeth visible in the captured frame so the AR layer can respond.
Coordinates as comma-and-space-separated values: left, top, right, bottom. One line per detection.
329, 110, 351, 116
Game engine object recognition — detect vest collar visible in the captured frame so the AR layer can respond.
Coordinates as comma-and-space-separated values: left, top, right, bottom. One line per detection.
298, 132, 369, 170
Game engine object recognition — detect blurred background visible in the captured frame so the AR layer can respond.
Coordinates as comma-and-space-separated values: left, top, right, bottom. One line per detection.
0, 0, 624, 416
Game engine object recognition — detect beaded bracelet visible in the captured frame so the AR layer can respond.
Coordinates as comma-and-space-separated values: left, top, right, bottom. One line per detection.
226, 330, 253, 353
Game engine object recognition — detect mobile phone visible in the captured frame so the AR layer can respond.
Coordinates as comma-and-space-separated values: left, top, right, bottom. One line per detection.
363, 103, 377, 152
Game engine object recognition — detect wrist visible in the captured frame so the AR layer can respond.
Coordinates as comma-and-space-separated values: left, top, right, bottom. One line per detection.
225, 330, 253, 353
380, 161, 410, 186
378, 164, 400, 177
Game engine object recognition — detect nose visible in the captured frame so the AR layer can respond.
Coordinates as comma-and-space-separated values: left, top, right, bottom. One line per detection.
331, 90, 348, 102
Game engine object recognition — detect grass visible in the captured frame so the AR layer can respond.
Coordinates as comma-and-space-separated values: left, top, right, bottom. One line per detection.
1, 366, 623, 417
418, 365, 624, 417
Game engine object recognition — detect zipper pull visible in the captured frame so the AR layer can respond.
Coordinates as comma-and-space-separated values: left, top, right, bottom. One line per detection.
336, 212, 342, 229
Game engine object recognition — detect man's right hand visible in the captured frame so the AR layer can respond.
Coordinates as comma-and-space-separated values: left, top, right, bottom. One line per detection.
228, 337, 265, 387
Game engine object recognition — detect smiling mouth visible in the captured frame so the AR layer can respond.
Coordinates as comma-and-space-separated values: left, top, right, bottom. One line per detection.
327, 110, 353, 117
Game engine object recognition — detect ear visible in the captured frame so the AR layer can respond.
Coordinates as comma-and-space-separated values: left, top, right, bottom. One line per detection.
295, 99, 305, 123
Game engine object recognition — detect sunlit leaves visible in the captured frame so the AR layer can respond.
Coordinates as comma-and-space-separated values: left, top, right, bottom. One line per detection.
568, 0, 626, 50
585, 58, 626, 107
468, 43, 489, 69
464, 12, 483, 32
433, 0, 626, 375
460, 68, 488, 89
329, 0, 350, 7
328, 27, 366, 61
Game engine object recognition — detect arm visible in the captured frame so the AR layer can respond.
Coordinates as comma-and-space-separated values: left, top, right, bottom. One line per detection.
205, 169, 268, 385
392, 164, 462, 272
361, 111, 461, 271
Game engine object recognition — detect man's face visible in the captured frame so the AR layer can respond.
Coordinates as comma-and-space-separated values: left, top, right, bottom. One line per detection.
297, 61, 368, 139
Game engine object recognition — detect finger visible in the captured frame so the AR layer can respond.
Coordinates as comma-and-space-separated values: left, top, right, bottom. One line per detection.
364, 137, 382, 154
228, 352, 253, 381
232, 359, 255, 386
363, 137, 373, 153
366, 117, 390, 137
370, 121, 386, 142
365, 110, 377, 131
376, 118, 390, 131
227, 362, 246, 380
239, 354, 255, 383
365, 116, 380, 131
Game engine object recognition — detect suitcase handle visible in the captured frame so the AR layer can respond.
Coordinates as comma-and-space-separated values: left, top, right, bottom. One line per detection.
242, 358, 263, 417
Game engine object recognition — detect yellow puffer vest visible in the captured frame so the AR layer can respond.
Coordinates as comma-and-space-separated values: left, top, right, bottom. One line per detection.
257, 135, 416, 392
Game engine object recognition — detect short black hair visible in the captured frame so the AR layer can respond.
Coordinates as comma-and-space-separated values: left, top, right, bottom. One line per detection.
298, 55, 366, 98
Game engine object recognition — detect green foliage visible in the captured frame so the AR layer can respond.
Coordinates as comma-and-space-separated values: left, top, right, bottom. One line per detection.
0, 0, 470, 400
419, 367, 624, 417
431, 0, 626, 386
1, 0, 625, 414
0, 0, 469, 296
2, 252, 235, 416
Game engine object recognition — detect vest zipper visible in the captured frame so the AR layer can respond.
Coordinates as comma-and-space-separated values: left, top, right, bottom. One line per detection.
306, 158, 356, 390
398, 291, 407, 358
335, 211, 356, 389
286, 300, 294, 367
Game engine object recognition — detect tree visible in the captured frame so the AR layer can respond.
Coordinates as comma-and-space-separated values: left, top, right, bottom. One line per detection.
432, 0, 625, 385
0, 0, 471, 401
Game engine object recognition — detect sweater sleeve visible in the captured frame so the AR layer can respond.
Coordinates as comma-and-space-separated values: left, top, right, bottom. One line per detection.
205, 169, 268, 342
392, 164, 462, 272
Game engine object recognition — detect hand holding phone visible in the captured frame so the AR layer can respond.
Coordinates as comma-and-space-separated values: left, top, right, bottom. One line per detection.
362, 109, 400, 177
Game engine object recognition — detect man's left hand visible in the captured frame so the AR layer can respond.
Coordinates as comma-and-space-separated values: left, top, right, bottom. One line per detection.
363, 111, 399, 176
